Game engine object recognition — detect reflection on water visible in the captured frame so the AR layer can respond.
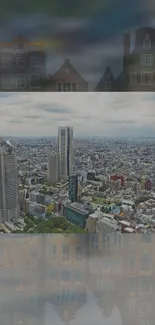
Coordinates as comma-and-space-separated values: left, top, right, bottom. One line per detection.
0, 234, 154, 325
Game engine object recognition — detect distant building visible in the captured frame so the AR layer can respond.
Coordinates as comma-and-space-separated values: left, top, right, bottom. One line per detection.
58, 126, 74, 179
29, 191, 37, 203
69, 174, 78, 203
0, 35, 46, 91
121, 199, 134, 207
36, 193, 47, 205
48, 153, 59, 185
95, 27, 155, 91
19, 189, 26, 210
110, 175, 125, 187
87, 170, 96, 181
65, 202, 92, 228
47, 59, 88, 91
86, 210, 104, 233
96, 217, 119, 235
0, 138, 19, 222
29, 202, 46, 217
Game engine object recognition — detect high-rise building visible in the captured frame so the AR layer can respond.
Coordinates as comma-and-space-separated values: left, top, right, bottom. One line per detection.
69, 173, 78, 203
0, 138, 19, 222
58, 126, 74, 179
48, 152, 59, 185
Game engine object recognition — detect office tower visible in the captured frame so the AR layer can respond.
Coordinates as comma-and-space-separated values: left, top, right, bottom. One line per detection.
69, 173, 78, 203
0, 138, 19, 222
58, 126, 74, 179
48, 153, 59, 185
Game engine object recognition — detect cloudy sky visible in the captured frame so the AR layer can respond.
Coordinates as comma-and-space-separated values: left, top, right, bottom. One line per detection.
0, 92, 155, 138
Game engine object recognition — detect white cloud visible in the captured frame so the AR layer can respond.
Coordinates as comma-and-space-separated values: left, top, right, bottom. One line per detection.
0, 92, 155, 137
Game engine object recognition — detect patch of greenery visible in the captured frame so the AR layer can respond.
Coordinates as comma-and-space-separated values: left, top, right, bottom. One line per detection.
12, 216, 86, 234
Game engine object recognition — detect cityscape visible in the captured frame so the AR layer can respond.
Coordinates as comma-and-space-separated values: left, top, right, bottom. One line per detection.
0, 92, 155, 235
0, 90, 154, 324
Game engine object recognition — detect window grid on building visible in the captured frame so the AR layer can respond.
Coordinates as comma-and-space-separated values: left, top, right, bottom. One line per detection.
30, 74, 39, 87
62, 245, 70, 261
16, 55, 25, 67
16, 75, 26, 89
56, 82, 76, 91
141, 54, 153, 66
75, 246, 82, 260
2, 75, 13, 88
141, 72, 153, 85
104, 81, 111, 89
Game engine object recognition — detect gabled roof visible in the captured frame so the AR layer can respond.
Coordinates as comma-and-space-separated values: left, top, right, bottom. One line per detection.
49, 58, 87, 83
95, 67, 115, 91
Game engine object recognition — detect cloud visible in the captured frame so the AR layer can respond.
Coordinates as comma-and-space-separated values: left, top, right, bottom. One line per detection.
0, 92, 154, 137
36, 103, 71, 114
8, 120, 24, 124
23, 115, 40, 119
105, 119, 135, 124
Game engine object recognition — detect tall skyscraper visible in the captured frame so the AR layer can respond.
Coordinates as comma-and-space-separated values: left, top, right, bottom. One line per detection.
48, 152, 59, 185
69, 173, 78, 203
58, 126, 74, 179
0, 138, 19, 222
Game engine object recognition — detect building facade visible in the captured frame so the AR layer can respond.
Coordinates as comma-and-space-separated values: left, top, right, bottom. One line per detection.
0, 138, 19, 222
68, 173, 78, 203
47, 59, 88, 91
95, 27, 155, 91
48, 153, 59, 185
58, 126, 74, 179
0, 35, 46, 91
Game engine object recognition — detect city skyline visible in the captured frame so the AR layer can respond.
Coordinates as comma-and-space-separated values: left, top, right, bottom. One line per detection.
0, 92, 155, 138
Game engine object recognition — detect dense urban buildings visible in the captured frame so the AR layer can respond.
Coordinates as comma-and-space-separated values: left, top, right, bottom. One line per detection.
0, 137, 19, 223
1, 134, 155, 235
48, 152, 59, 185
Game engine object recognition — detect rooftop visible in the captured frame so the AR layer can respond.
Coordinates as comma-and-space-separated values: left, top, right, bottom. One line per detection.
97, 217, 118, 229
69, 202, 91, 215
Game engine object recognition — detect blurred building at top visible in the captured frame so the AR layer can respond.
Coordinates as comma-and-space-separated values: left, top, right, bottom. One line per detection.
1, 26, 155, 92
95, 27, 155, 91
0, 35, 46, 91
47, 59, 88, 91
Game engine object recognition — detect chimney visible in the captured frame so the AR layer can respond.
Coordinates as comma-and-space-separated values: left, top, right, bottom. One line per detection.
123, 32, 130, 57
